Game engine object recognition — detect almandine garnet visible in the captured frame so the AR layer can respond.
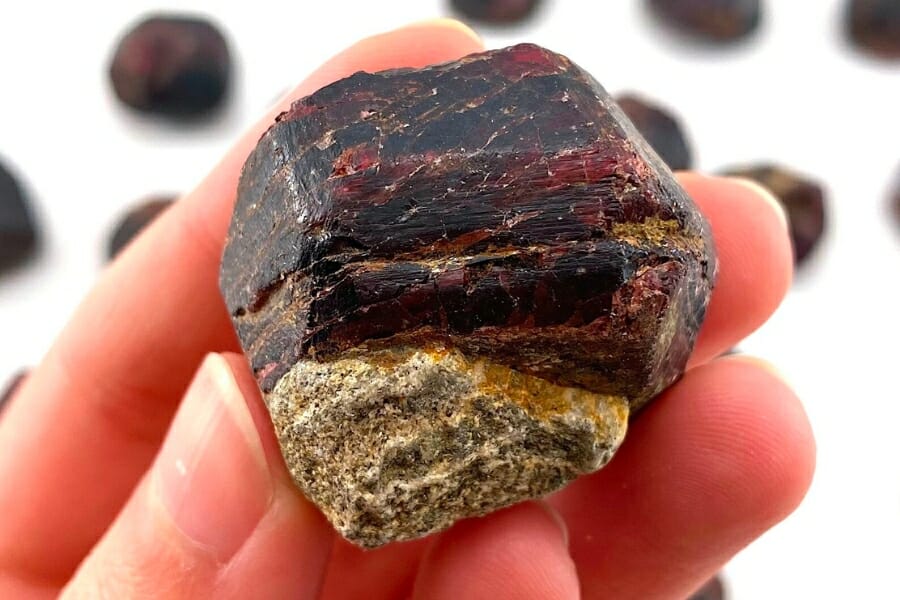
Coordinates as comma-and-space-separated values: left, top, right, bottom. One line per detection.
220, 44, 717, 547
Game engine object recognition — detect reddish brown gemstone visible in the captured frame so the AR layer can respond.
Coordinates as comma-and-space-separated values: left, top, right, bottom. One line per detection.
221, 43, 716, 407
220, 44, 716, 546
615, 93, 693, 171
449, 0, 542, 24
723, 165, 826, 266
647, 0, 762, 43
845, 0, 900, 59
689, 574, 726, 600
109, 15, 231, 117
0, 159, 37, 273
107, 196, 175, 259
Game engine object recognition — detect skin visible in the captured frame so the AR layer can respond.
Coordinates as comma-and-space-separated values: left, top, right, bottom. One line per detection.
0, 19, 814, 600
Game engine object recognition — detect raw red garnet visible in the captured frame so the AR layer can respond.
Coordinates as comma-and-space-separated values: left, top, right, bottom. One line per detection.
449, 0, 542, 25
107, 196, 175, 259
109, 15, 231, 117
723, 165, 826, 266
646, 0, 762, 43
0, 159, 37, 273
615, 93, 693, 171
845, 0, 900, 59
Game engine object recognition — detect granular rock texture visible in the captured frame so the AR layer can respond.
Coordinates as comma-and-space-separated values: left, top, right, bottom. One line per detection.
615, 93, 693, 171
723, 164, 826, 265
845, 0, 900, 59
107, 196, 175, 259
221, 44, 716, 547
646, 0, 762, 43
0, 159, 37, 273
109, 15, 231, 117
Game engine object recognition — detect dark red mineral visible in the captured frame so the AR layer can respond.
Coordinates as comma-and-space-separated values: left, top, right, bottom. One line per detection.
689, 574, 726, 600
647, 0, 762, 43
0, 159, 37, 273
221, 44, 716, 409
723, 164, 826, 266
449, 0, 542, 24
846, 0, 900, 59
107, 196, 175, 259
109, 15, 231, 117
615, 93, 693, 171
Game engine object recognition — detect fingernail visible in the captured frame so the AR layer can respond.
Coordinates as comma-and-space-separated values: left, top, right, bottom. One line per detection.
728, 355, 790, 384
155, 353, 273, 561
398, 18, 482, 44
727, 176, 789, 232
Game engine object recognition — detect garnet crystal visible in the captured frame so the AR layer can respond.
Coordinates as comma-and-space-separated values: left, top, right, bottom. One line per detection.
221, 44, 716, 547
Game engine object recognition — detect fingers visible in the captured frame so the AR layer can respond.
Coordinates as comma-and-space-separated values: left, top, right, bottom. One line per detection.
319, 538, 427, 600
0, 20, 484, 584
550, 357, 815, 599
680, 174, 793, 367
412, 502, 579, 600
60, 354, 333, 600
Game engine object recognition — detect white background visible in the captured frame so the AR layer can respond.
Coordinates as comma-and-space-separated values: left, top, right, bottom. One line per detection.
1, 1, 898, 597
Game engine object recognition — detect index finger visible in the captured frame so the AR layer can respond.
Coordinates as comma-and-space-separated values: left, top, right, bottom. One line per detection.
0, 19, 484, 588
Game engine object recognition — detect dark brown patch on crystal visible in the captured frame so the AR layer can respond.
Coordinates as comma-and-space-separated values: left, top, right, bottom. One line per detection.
723, 164, 826, 266
615, 93, 693, 171
107, 196, 175, 259
647, 0, 762, 43
845, 0, 900, 59
221, 44, 716, 410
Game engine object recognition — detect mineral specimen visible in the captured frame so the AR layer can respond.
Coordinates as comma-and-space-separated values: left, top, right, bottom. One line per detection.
220, 44, 716, 547
723, 164, 825, 265
689, 574, 726, 600
449, 0, 542, 24
0, 159, 37, 273
109, 15, 231, 117
0, 370, 26, 412
845, 0, 900, 59
646, 0, 762, 43
107, 196, 175, 259
615, 93, 694, 171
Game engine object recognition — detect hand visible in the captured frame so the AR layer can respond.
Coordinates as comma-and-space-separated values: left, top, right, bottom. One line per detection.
0, 19, 814, 600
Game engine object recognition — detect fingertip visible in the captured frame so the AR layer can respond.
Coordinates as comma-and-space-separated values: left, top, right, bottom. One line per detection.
714, 356, 817, 515
648, 357, 816, 534
413, 502, 578, 600
397, 18, 483, 46
680, 174, 794, 367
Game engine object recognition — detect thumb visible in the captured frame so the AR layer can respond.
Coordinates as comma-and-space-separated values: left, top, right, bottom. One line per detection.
61, 353, 334, 599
